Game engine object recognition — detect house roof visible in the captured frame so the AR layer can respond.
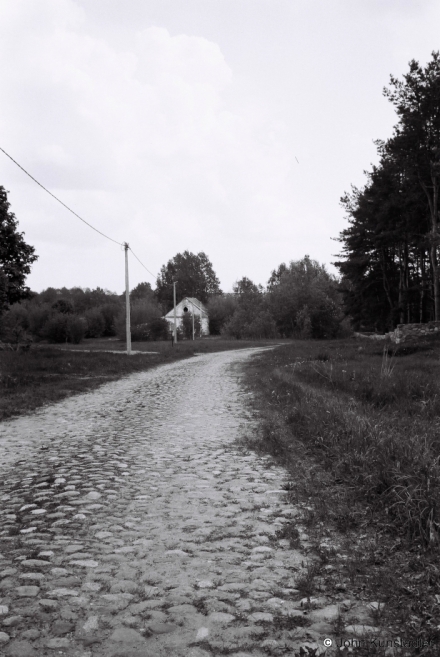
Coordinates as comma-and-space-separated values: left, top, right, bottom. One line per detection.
164, 296, 208, 318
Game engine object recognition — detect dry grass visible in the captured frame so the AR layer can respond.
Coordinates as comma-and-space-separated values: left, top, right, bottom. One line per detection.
241, 336, 440, 654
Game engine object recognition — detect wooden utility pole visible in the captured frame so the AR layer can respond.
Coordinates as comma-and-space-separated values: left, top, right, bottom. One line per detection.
173, 281, 177, 343
124, 243, 132, 355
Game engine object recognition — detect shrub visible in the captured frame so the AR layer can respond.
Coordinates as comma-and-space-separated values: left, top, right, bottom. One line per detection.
28, 304, 51, 339
115, 299, 163, 341
207, 295, 237, 335
149, 317, 170, 341
245, 310, 278, 339
44, 314, 69, 343
99, 303, 120, 336
84, 308, 105, 338
0, 303, 30, 344
68, 316, 86, 344
131, 323, 150, 341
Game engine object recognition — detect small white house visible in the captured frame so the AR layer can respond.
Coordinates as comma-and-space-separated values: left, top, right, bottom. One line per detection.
164, 297, 209, 336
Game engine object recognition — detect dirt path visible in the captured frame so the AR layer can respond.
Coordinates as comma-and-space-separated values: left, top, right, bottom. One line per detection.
0, 349, 351, 656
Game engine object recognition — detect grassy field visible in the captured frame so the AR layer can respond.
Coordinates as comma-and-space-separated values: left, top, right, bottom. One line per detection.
241, 336, 440, 652
0, 337, 285, 421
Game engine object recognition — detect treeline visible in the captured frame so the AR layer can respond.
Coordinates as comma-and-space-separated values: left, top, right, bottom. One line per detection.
1, 283, 169, 345
1, 253, 349, 344
210, 257, 347, 339
336, 52, 440, 331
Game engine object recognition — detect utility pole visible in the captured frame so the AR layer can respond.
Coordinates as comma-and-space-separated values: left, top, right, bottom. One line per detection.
124, 243, 131, 355
191, 299, 195, 340
173, 281, 177, 343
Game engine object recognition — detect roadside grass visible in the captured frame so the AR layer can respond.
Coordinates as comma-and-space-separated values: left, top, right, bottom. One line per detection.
241, 337, 440, 652
0, 337, 285, 421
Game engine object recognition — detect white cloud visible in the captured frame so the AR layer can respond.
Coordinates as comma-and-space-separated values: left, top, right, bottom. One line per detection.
0, 0, 294, 291
4, 0, 438, 293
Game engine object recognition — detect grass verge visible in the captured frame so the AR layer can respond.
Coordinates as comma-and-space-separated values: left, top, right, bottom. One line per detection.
0, 337, 285, 421
241, 337, 440, 654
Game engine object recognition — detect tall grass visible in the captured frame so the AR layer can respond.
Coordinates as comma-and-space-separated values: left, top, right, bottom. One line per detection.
244, 338, 440, 547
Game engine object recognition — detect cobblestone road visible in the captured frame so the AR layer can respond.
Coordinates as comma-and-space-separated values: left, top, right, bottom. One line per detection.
0, 348, 371, 656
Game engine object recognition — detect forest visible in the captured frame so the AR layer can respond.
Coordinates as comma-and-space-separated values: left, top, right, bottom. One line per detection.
336, 52, 440, 331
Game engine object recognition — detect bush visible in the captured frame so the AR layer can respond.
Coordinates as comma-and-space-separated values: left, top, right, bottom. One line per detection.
222, 308, 278, 339
28, 304, 51, 339
0, 303, 30, 344
99, 303, 120, 336
68, 316, 86, 344
149, 317, 170, 341
44, 314, 69, 343
245, 310, 278, 339
115, 299, 163, 341
207, 295, 237, 334
84, 308, 105, 338
43, 314, 86, 344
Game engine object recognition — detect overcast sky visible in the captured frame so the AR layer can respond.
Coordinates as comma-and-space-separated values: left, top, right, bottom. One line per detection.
1, 0, 439, 294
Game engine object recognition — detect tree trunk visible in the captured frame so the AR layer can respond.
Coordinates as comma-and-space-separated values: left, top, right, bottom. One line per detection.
398, 248, 405, 324
380, 248, 394, 312
419, 249, 426, 323
420, 170, 440, 320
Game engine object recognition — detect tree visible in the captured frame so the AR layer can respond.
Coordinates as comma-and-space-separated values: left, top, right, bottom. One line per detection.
268, 256, 343, 338
233, 277, 262, 295
130, 282, 155, 303
336, 53, 440, 327
0, 186, 38, 311
52, 299, 73, 314
156, 251, 221, 310
383, 52, 440, 319
207, 295, 238, 335
221, 277, 278, 339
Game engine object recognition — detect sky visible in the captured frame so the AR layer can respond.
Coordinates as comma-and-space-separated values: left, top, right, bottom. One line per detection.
1, 0, 439, 295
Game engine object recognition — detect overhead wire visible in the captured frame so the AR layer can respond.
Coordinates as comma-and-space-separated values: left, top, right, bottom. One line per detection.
0, 146, 123, 246
0, 146, 160, 281
128, 247, 157, 281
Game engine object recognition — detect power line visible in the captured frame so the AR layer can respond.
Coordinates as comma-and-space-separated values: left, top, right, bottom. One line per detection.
128, 247, 157, 280
0, 146, 123, 246
0, 146, 160, 282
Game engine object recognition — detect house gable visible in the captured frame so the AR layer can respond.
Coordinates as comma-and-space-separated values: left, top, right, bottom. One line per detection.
164, 297, 210, 335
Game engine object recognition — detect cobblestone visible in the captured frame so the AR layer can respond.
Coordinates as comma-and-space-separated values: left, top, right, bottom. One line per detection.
0, 349, 380, 655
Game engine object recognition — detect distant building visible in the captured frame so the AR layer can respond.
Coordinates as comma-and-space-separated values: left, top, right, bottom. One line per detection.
164, 297, 209, 336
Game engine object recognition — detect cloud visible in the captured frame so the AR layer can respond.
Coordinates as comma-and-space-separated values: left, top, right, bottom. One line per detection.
0, 0, 294, 290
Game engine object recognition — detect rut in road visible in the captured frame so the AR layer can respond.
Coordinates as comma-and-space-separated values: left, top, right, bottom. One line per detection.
0, 348, 341, 657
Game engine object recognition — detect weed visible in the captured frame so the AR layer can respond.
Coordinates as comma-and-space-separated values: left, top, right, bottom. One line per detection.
192, 597, 209, 616
99, 580, 112, 593
274, 522, 301, 548
380, 345, 397, 378
295, 562, 321, 598
242, 338, 440, 646
272, 612, 311, 631
99, 616, 114, 629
